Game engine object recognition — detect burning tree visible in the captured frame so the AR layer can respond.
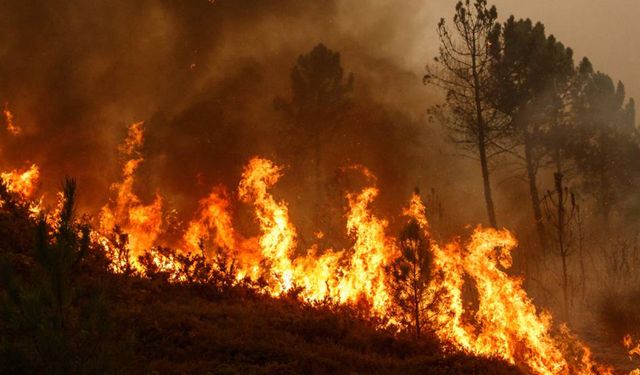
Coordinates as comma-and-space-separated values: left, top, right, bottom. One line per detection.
387, 216, 433, 339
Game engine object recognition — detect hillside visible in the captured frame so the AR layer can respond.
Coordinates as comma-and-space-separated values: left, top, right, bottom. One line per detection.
0, 187, 520, 375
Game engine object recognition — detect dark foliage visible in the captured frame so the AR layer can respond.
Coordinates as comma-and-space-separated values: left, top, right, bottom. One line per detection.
0, 179, 131, 374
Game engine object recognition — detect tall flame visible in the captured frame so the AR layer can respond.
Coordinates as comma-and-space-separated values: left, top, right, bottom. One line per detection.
238, 157, 296, 294
338, 186, 395, 313
99, 121, 163, 268
405, 192, 613, 375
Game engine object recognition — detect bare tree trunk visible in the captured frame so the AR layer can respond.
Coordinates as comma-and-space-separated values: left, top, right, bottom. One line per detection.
577, 209, 586, 302
472, 42, 497, 228
554, 172, 570, 320
523, 131, 547, 253
313, 128, 321, 230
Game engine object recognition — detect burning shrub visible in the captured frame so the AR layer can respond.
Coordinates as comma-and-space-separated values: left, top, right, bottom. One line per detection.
387, 217, 434, 339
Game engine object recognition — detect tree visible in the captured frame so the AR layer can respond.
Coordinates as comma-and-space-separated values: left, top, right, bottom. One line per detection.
572, 59, 639, 230
488, 17, 575, 252
276, 43, 353, 230
424, 0, 502, 227
387, 219, 432, 339
0, 179, 129, 374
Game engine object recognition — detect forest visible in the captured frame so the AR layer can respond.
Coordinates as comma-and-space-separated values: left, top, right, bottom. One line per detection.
1, 0, 640, 374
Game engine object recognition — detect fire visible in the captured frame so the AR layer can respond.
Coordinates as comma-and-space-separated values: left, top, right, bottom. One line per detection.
338, 186, 395, 313
406, 193, 611, 375
625, 334, 640, 358
0, 131, 626, 374
3, 102, 21, 135
184, 186, 237, 254
235, 157, 396, 312
1, 164, 39, 200
0, 164, 45, 217
99, 121, 164, 269
624, 334, 640, 375
238, 157, 296, 293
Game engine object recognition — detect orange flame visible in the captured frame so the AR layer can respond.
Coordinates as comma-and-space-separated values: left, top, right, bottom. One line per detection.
405, 192, 611, 375
1, 164, 39, 200
184, 186, 237, 254
99, 121, 163, 269
238, 157, 296, 294
338, 186, 395, 313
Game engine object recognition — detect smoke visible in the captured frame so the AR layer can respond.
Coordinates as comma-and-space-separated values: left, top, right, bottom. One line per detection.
0, 0, 582, 247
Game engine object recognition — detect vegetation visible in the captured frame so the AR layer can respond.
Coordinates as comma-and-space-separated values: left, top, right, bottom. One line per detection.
426, 1, 640, 335
424, 0, 502, 227
0, 182, 520, 374
387, 218, 433, 339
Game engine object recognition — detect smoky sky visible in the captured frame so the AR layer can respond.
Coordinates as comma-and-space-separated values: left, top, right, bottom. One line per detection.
0, 0, 635, 240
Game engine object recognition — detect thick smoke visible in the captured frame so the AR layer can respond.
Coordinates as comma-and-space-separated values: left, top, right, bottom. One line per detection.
1, 0, 585, 250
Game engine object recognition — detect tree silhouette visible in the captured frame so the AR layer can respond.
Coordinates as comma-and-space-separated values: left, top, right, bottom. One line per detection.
488, 17, 575, 252
572, 59, 638, 230
0, 179, 129, 373
387, 218, 432, 339
425, 0, 502, 227
276, 43, 354, 231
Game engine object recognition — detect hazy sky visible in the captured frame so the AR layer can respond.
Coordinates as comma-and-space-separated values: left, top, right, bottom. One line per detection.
492, 0, 640, 100
339, 0, 640, 101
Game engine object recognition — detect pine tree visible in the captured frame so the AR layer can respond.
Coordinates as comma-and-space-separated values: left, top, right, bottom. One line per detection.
425, 0, 502, 227
0, 179, 129, 374
387, 219, 432, 339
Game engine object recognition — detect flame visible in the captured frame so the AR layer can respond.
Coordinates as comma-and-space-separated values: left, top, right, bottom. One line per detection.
624, 334, 640, 375
99, 121, 164, 269
3, 102, 21, 135
0, 152, 626, 373
184, 186, 237, 253
405, 192, 611, 375
337, 186, 395, 313
625, 334, 640, 358
235, 157, 395, 312
1, 164, 39, 200
238, 157, 296, 294
0, 164, 45, 217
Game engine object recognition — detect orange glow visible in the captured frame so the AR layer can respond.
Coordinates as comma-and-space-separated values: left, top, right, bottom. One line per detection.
238, 157, 296, 294
3, 102, 21, 135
